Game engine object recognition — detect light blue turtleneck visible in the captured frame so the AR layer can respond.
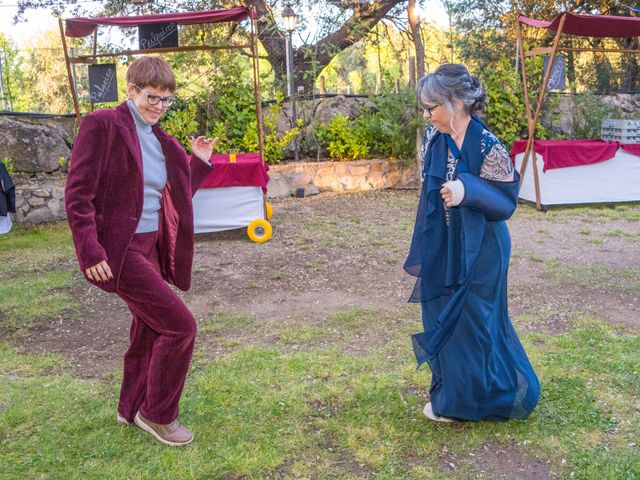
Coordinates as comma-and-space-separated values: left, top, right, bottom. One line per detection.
127, 99, 167, 233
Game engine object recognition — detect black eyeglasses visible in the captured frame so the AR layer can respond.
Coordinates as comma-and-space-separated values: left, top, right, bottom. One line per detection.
423, 104, 440, 116
131, 83, 176, 107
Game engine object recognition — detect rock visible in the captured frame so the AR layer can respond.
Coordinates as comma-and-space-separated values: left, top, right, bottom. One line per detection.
52, 187, 65, 200
28, 196, 46, 207
266, 176, 291, 198
24, 207, 55, 224
304, 184, 320, 196
47, 198, 66, 220
0, 118, 70, 173
1, 114, 75, 142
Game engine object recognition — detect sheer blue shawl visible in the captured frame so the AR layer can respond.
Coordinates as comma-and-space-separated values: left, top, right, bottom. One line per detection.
404, 116, 520, 364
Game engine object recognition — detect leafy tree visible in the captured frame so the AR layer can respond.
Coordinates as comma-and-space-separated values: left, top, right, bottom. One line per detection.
15, 0, 409, 95
448, 0, 640, 93
0, 34, 25, 111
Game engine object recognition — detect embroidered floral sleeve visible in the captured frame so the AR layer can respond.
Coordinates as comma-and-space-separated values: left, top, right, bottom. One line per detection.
479, 130, 514, 181
421, 125, 438, 180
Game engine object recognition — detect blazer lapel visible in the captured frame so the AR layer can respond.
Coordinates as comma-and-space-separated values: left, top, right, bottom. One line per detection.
153, 126, 188, 184
115, 103, 143, 180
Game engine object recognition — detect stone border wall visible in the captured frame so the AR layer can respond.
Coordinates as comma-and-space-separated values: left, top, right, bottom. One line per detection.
13, 174, 67, 224
9, 159, 418, 224
266, 159, 418, 198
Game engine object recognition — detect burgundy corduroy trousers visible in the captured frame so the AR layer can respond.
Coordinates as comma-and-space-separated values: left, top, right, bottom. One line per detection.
115, 232, 196, 425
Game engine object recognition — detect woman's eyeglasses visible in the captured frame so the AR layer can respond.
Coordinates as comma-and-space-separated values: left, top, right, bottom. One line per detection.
131, 83, 176, 107
423, 104, 440, 116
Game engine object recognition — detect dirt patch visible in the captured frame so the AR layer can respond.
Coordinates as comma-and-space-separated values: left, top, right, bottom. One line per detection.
438, 443, 554, 479
14, 191, 640, 378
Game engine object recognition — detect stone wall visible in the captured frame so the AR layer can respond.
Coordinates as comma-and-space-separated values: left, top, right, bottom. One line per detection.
13, 173, 66, 224
266, 159, 418, 198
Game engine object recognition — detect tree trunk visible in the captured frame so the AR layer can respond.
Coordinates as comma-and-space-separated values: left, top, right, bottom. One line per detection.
408, 0, 425, 176
245, 0, 404, 95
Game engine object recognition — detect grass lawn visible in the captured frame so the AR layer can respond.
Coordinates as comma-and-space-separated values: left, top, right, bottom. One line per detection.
1, 193, 639, 479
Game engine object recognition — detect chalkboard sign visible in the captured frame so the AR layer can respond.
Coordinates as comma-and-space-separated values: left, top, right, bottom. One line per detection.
88, 63, 118, 104
543, 55, 566, 90
138, 22, 179, 50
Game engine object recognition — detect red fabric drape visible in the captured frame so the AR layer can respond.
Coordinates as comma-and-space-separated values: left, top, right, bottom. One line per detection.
200, 153, 269, 192
65, 6, 252, 38
509, 139, 631, 171
517, 12, 640, 38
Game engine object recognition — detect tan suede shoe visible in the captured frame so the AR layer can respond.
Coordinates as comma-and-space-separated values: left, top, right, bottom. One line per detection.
116, 412, 130, 425
134, 412, 194, 446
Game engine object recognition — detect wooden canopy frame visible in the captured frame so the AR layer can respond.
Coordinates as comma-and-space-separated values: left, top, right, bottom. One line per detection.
58, 6, 265, 160
517, 11, 640, 209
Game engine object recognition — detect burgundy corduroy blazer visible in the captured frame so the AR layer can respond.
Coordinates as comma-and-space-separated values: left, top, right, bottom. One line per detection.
65, 102, 212, 293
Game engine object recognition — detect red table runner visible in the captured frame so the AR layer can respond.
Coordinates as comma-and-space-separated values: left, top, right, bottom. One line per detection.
509, 139, 623, 172
200, 153, 269, 193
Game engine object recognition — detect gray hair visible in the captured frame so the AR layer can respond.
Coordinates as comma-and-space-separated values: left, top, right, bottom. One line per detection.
417, 64, 487, 132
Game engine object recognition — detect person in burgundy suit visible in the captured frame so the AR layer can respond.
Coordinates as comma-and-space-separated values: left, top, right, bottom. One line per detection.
65, 56, 217, 446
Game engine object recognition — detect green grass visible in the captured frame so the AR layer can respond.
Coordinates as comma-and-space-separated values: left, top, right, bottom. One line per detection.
515, 203, 640, 225
200, 311, 259, 336
2, 199, 640, 478
546, 258, 640, 293
1, 320, 639, 479
0, 222, 80, 337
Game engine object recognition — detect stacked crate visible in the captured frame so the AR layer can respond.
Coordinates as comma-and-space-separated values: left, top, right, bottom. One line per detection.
601, 119, 640, 143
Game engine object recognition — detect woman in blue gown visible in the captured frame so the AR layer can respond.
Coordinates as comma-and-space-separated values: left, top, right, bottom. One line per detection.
405, 64, 540, 422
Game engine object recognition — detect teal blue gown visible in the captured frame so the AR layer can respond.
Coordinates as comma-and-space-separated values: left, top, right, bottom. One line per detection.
404, 117, 540, 421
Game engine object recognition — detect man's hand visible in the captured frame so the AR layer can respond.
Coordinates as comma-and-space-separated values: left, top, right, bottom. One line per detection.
85, 260, 113, 283
189, 136, 219, 163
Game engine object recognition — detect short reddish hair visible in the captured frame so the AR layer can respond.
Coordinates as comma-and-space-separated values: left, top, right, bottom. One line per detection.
126, 56, 176, 92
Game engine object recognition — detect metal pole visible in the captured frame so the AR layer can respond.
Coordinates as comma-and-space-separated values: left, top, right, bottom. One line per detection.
285, 33, 292, 97
288, 30, 299, 161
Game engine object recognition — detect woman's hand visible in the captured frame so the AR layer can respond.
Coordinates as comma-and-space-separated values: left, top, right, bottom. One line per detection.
440, 184, 454, 207
189, 136, 219, 163
440, 180, 465, 208
85, 260, 113, 283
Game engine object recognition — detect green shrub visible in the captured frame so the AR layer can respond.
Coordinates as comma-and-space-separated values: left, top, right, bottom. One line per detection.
315, 114, 369, 161
1, 157, 15, 175
482, 55, 549, 147
356, 89, 419, 163
261, 101, 301, 164
573, 93, 621, 139
161, 102, 199, 152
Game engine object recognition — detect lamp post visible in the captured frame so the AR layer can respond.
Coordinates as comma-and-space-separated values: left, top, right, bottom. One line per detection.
283, 4, 299, 161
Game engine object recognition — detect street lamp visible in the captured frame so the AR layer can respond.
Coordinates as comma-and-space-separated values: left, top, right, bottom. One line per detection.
283, 4, 299, 160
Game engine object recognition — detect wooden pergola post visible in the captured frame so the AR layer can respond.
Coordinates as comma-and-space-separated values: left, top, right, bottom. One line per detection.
58, 18, 81, 126
520, 13, 567, 210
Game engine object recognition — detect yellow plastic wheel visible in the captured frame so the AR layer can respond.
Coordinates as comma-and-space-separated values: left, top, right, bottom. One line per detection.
247, 219, 273, 243
265, 201, 273, 220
